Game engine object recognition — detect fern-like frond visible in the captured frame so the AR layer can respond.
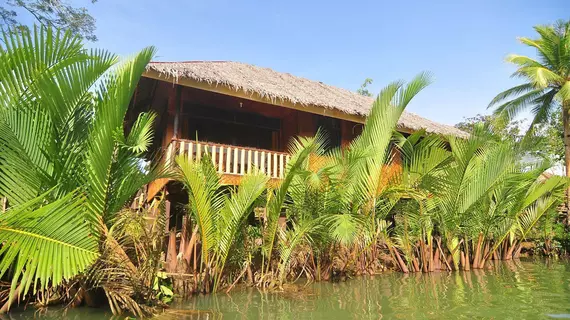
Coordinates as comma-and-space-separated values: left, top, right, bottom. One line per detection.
0, 191, 99, 308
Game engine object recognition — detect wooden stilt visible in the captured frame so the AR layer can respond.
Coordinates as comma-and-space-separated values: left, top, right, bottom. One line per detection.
166, 229, 177, 273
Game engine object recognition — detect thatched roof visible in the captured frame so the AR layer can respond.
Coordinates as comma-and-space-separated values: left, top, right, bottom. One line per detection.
146, 61, 468, 138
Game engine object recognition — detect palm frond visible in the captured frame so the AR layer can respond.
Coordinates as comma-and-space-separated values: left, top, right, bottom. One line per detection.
0, 191, 99, 308
215, 171, 268, 289
262, 133, 325, 266
84, 46, 156, 221
176, 155, 222, 265
488, 83, 536, 109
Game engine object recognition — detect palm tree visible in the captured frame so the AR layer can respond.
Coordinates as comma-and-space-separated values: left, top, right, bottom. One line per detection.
176, 155, 268, 292
0, 26, 163, 315
489, 20, 570, 219
278, 74, 434, 278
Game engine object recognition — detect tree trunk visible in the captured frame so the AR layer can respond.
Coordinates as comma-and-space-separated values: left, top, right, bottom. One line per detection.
183, 225, 199, 270
412, 256, 420, 272
502, 240, 509, 260
100, 223, 138, 274
514, 243, 523, 259
482, 242, 490, 262
436, 238, 452, 271
506, 240, 517, 260
0, 285, 20, 313
391, 247, 409, 273
464, 238, 470, 271
473, 233, 483, 269
433, 247, 440, 271
563, 104, 570, 224
429, 237, 435, 272
420, 240, 428, 273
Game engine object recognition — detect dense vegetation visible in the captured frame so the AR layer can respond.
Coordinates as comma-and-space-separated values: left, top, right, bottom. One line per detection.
0, 27, 168, 316
488, 20, 570, 221
172, 73, 567, 293
0, 23, 569, 317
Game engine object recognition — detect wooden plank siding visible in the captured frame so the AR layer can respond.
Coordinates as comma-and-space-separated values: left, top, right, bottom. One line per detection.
136, 79, 402, 199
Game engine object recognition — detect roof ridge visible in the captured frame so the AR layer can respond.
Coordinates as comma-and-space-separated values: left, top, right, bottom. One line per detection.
150, 60, 231, 64
149, 61, 365, 97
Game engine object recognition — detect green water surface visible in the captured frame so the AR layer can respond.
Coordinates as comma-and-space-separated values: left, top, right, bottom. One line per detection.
9, 259, 570, 319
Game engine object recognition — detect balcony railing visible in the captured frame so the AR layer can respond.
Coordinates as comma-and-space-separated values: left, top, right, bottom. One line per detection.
167, 139, 290, 179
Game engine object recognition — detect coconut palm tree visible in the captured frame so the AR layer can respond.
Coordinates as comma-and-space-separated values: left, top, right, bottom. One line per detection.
0, 26, 163, 315
488, 20, 570, 219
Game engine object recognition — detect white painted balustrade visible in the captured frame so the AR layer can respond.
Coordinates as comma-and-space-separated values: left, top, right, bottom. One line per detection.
167, 139, 290, 179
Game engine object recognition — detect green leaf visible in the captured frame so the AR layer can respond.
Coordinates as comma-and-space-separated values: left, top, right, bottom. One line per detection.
0, 191, 99, 306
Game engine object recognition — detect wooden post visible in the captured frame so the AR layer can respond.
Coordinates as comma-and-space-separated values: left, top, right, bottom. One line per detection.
233, 147, 238, 174
212, 145, 217, 168
260, 151, 265, 174
164, 190, 173, 270
279, 154, 284, 178
179, 141, 185, 158
273, 153, 278, 178
196, 143, 202, 162
226, 147, 231, 174
248, 150, 252, 173
166, 141, 175, 165
240, 149, 245, 175
218, 146, 224, 173
172, 85, 182, 140
179, 216, 188, 260
188, 142, 194, 162
166, 229, 177, 273
267, 152, 272, 177
164, 193, 171, 233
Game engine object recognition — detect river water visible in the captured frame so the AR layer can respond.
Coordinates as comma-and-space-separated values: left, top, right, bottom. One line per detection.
9, 259, 570, 319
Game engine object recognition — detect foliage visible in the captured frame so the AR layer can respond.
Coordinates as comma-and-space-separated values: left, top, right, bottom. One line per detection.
356, 78, 374, 97
177, 155, 268, 292
489, 20, 570, 128
2, 21, 569, 317
455, 113, 564, 164
153, 272, 174, 304
0, 26, 165, 316
488, 20, 570, 202
168, 69, 567, 291
455, 114, 525, 142
0, 0, 97, 41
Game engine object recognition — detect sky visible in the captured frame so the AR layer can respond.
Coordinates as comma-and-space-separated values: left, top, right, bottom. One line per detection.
44, 0, 570, 125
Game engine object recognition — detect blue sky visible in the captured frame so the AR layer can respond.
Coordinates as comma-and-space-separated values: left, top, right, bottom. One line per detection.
67, 1, 570, 125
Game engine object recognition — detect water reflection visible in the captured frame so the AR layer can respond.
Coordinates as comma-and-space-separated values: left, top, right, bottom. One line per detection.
7, 259, 570, 319
169, 259, 570, 320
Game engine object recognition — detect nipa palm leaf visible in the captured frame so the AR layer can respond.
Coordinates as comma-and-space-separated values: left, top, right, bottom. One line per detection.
0, 191, 99, 308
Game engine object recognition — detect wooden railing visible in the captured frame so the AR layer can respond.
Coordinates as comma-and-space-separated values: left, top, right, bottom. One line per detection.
167, 139, 290, 179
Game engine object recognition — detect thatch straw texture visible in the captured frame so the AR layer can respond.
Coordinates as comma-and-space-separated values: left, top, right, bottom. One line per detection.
146, 61, 468, 137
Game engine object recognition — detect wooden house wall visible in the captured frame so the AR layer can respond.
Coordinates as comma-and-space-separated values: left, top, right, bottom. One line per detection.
128, 78, 394, 162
